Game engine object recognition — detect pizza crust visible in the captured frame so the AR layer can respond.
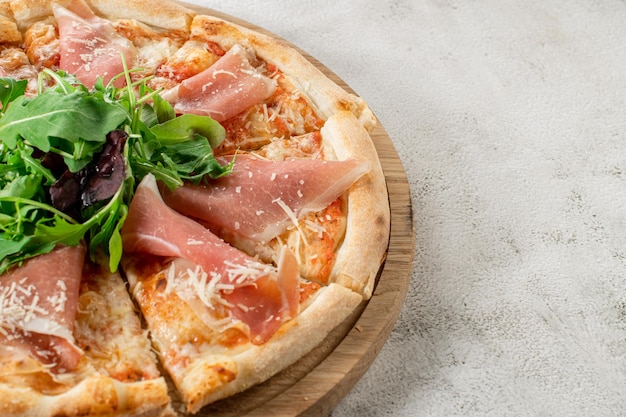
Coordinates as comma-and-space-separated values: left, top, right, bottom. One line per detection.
87, 0, 194, 31
122, 254, 364, 414
9, 0, 194, 31
322, 112, 391, 297
0, 376, 174, 417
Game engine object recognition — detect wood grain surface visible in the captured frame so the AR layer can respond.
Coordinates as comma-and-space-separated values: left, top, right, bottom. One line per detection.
180, 4, 416, 416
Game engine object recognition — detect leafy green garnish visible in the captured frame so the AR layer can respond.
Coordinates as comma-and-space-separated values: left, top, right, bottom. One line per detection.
0, 78, 27, 113
0, 67, 229, 274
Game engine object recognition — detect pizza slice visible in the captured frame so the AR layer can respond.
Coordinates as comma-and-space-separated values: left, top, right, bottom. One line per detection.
121, 174, 363, 414
0, 245, 174, 417
160, 111, 389, 297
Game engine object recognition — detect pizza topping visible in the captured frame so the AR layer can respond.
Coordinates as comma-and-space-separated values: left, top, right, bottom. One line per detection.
53, 0, 136, 88
0, 68, 228, 274
121, 174, 300, 344
49, 129, 128, 216
163, 44, 277, 122
154, 39, 223, 84
0, 244, 85, 372
160, 154, 370, 243
75, 262, 164, 382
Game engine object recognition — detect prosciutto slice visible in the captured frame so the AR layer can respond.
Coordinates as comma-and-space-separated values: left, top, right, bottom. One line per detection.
0, 244, 86, 372
121, 174, 300, 344
163, 44, 276, 122
160, 154, 370, 243
53, 0, 136, 88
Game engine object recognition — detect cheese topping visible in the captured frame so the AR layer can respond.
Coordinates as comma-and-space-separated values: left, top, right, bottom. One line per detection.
163, 256, 286, 337
0, 278, 66, 339
166, 258, 275, 313
273, 196, 309, 246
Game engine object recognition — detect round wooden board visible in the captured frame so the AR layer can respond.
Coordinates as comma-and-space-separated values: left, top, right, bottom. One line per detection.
180, 4, 416, 416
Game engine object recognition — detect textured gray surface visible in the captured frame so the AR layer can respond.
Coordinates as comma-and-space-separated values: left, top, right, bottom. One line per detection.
187, 1, 626, 415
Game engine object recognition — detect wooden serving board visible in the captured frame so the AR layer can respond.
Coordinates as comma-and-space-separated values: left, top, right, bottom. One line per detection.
180, 4, 416, 416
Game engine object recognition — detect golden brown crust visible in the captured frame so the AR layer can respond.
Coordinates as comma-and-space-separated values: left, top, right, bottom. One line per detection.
10, 0, 194, 31
322, 112, 391, 297
87, 0, 195, 31
0, 376, 175, 417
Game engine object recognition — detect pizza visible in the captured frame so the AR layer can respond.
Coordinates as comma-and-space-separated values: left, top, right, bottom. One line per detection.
0, 0, 390, 415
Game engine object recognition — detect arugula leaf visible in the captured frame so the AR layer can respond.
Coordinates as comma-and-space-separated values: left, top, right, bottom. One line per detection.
0, 78, 27, 113
0, 91, 128, 170
151, 92, 176, 124
149, 114, 225, 148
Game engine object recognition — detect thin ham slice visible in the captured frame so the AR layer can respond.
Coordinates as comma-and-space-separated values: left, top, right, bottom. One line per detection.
163, 44, 276, 122
121, 174, 299, 344
160, 154, 370, 243
53, 0, 136, 88
0, 244, 86, 372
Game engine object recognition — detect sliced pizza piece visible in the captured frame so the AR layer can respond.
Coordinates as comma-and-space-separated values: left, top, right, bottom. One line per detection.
121, 174, 301, 345
120, 174, 363, 413
148, 15, 389, 297
160, 113, 389, 297
0, 247, 173, 417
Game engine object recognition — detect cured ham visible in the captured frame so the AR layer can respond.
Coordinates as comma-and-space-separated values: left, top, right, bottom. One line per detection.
160, 154, 370, 243
120, 174, 300, 344
53, 0, 136, 88
0, 244, 86, 372
162, 44, 276, 122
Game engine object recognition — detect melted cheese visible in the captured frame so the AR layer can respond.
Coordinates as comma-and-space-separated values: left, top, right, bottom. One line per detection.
74, 265, 162, 382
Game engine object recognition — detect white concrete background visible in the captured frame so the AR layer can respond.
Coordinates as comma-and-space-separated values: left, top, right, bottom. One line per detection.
187, 1, 626, 416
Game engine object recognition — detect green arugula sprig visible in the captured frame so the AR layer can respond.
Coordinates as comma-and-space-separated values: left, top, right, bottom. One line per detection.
0, 67, 230, 274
